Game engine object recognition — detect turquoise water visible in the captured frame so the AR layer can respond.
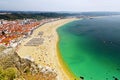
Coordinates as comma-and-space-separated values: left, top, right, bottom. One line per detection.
57, 16, 120, 80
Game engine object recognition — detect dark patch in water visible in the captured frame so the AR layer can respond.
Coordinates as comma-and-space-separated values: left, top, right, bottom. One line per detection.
113, 76, 119, 80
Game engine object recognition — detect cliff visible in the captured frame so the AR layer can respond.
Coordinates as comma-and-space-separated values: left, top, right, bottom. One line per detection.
0, 48, 57, 80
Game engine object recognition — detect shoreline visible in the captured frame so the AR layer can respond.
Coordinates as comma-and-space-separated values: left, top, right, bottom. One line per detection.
56, 20, 79, 80
17, 18, 78, 80
57, 39, 78, 80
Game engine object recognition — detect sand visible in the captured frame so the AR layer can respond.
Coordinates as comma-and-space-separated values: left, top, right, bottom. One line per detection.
16, 18, 77, 80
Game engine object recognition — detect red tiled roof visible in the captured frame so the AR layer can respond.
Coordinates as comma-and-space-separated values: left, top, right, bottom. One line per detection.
0, 20, 40, 45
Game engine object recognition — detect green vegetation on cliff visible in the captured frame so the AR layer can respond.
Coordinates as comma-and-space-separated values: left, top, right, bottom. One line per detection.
0, 67, 17, 80
0, 51, 57, 80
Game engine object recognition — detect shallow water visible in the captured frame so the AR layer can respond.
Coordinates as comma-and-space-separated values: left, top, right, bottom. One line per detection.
57, 16, 120, 80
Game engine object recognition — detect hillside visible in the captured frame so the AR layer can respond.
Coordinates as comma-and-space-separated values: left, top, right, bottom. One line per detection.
0, 46, 57, 80
0, 11, 69, 20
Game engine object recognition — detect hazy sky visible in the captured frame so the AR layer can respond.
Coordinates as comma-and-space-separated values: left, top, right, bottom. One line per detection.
0, 0, 120, 12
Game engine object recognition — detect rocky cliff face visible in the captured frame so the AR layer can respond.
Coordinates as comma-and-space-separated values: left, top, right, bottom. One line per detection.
0, 51, 57, 80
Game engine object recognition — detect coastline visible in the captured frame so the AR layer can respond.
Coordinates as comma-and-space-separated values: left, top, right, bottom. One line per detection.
17, 18, 78, 80
57, 39, 78, 80
56, 20, 80, 80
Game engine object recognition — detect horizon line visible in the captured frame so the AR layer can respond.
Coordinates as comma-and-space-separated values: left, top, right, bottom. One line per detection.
1, 10, 120, 13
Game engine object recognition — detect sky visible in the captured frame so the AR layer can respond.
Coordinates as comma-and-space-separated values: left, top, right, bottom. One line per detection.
0, 0, 120, 12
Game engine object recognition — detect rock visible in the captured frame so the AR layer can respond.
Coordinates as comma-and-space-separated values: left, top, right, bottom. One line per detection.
113, 76, 119, 80
0, 51, 57, 80
80, 76, 84, 80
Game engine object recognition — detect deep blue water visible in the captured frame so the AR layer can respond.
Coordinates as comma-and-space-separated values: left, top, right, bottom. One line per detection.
57, 16, 120, 80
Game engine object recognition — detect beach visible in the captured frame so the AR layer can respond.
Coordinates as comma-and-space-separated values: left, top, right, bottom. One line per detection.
16, 18, 77, 80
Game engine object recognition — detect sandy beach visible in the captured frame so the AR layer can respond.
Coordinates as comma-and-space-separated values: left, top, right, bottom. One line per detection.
16, 18, 77, 80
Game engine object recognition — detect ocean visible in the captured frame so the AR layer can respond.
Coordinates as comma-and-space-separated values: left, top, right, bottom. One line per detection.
57, 16, 120, 80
